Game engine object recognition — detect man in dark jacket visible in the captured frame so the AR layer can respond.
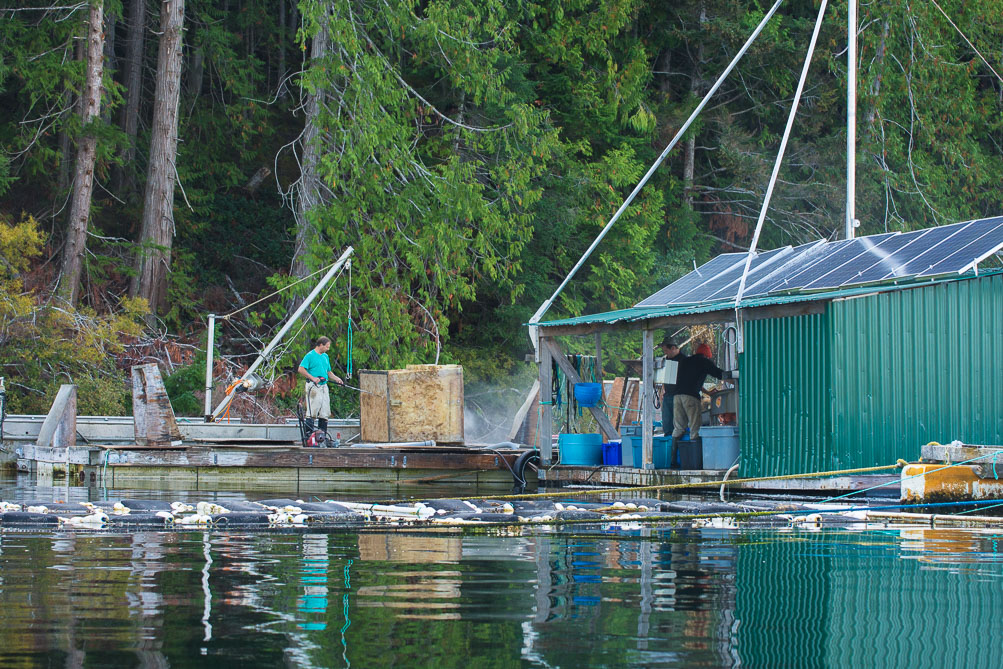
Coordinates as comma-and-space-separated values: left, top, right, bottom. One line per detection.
671, 342, 724, 468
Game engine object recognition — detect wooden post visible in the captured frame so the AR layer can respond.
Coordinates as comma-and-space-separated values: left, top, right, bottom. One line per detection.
641, 329, 654, 469
37, 385, 77, 449
539, 337, 553, 465
132, 364, 183, 448
544, 339, 619, 440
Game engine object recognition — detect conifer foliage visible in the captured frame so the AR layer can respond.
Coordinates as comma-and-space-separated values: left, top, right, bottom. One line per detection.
0, 0, 1002, 391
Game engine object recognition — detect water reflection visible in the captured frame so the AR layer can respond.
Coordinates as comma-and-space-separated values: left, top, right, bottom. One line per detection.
2, 522, 1003, 667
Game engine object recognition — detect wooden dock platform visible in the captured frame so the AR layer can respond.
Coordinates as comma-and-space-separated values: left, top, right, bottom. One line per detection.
1, 415, 531, 493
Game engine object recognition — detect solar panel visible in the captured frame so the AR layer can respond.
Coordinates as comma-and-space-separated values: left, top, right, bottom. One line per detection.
635, 254, 745, 307
635, 217, 1003, 309
832, 222, 968, 286
916, 216, 1003, 277
774, 234, 898, 291
814, 228, 934, 288
681, 247, 793, 303
742, 241, 834, 296
701, 244, 826, 301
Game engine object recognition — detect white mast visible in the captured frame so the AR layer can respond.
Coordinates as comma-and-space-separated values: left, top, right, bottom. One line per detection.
846, 0, 858, 239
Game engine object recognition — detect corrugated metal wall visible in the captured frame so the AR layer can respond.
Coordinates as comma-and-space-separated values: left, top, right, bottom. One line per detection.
734, 530, 1003, 668
740, 274, 1003, 477
739, 311, 834, 477
830, 273, 1003, 468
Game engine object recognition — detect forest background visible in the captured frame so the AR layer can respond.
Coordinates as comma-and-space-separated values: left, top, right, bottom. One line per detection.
2, 0, 1002, 429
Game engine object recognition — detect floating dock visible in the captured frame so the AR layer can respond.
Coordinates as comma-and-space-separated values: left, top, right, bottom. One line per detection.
2, 415, 530, 493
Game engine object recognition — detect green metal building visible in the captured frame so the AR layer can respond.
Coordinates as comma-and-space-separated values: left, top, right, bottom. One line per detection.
535, 218, 1003, 474
740, 271, 1003, 476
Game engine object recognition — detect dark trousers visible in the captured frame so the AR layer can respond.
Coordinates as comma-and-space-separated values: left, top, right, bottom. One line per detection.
661, 393, 674, 434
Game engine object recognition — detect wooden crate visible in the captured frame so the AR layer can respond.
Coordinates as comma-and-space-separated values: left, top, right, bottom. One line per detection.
359, 365, 464, 443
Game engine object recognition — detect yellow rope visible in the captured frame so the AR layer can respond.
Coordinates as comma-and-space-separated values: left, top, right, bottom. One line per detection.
438, 460, 909, 502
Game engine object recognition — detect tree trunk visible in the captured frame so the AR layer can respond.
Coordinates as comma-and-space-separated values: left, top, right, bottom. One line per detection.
113, 0, 147, 194
290, 21, 329, 279
58, 1, 105, 306
101, 9, 116, 126
131, 0, 185, 316
683, 4, 707, 208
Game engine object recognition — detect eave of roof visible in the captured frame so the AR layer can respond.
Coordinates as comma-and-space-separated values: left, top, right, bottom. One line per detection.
533, 267, 1003, 329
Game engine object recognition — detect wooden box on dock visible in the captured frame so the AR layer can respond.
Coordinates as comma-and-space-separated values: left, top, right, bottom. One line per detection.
359, 365, 464, 444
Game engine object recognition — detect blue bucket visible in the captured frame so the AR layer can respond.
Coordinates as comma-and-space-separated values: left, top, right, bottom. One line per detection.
573, 382, 603, 407
558, 433, 603, 466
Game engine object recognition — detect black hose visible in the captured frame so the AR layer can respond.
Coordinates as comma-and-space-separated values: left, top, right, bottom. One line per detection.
510, 450, 540, 493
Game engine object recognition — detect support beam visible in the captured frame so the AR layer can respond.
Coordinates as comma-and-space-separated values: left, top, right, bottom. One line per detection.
543, 338, 618, 440
37, 385, 77, 449
132, 364, 183, 448
641, 329, 654, 469
539, 338, 553, 465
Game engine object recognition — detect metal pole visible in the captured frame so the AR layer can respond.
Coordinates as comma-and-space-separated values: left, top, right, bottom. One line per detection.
846, 0, 857, 239
210, 246, 354, 421
203, 314, 215, 421
735, 0, 829, 310
526, 0, 785, 357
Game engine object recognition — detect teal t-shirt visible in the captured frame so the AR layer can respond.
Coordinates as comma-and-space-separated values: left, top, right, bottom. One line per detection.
299, 349, 332, 384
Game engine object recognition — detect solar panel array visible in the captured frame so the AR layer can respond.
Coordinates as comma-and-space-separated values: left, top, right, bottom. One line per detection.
636, 216, 1003, 308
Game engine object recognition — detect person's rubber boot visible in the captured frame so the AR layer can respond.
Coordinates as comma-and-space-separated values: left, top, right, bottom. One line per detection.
318, 418, 329, 447
670, 437, 682, 469
304, 418, 315, 436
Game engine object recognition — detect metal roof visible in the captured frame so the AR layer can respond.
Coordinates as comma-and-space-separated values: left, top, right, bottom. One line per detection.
536, 218, 1003, 330
535, 267, 1003, 329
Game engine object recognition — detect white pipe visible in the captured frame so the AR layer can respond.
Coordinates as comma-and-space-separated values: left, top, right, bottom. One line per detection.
210, 246, 354, 421
527, 0, 786, 357
720, 462, 740, 502
846, 0, 857, 239
734, 0, 829, 311
203, 314, 215, 421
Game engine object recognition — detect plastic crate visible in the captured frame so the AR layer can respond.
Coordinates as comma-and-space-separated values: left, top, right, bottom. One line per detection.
602, 442, 622, 466
700, 425, 739, 470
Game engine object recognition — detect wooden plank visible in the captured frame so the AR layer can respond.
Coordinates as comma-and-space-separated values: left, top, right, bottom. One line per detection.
607, 377, 626, 430
37, 384, 77, 449
87, 446, 517, 471
359, 371, 389, 442
543, 338, 618, 440
641, 329, 654, 469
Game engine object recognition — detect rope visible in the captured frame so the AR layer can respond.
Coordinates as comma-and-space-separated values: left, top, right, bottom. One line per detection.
815, 450, 1003, 505
220, 259, 339, 320
424, 461, 909, 502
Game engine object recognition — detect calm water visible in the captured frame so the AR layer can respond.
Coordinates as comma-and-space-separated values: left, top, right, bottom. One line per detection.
2, 479, 1003, 668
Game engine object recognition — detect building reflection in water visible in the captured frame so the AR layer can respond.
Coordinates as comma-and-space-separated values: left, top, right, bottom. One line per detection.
2, 523, 1003, 667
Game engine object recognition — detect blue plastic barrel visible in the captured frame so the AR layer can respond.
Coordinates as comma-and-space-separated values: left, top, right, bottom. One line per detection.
573, 382, 603, 407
